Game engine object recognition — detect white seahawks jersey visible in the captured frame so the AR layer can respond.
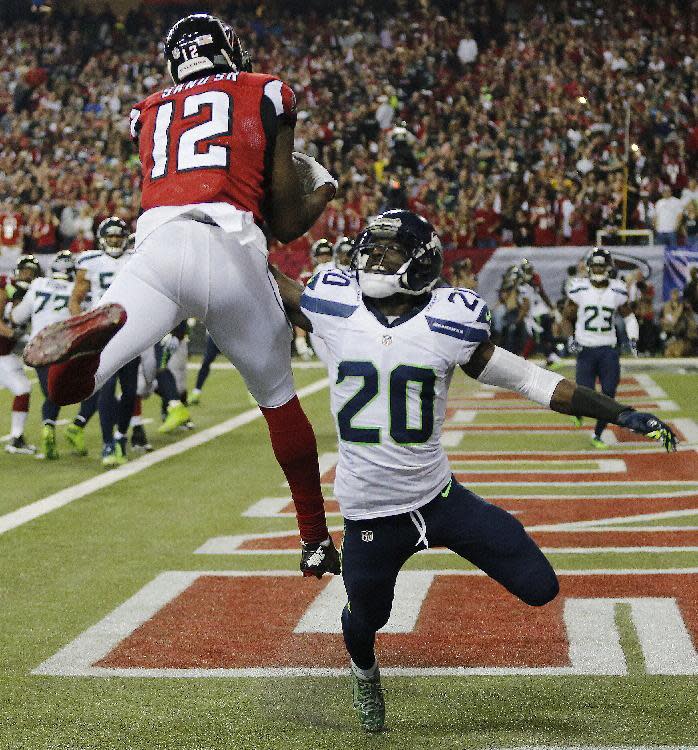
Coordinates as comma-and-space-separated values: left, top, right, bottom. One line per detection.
567, 278, 628, 347
518, 282, 550, 319
11, 276, 74, 340
300, 269, 490, 520
77, 250, 133, 308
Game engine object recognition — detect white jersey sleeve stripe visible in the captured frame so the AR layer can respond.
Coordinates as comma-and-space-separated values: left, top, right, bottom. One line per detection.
263, 79, 284, 116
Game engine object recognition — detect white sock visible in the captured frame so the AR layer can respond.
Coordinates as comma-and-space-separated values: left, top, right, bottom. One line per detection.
168, 399, 182, 409
11, 410, 27, 439
351, 659, 378, 680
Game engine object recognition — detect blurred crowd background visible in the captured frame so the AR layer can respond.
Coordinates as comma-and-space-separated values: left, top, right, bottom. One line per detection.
0, 0, 696, 354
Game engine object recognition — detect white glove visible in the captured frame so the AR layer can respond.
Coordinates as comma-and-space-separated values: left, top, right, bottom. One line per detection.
292, 152, 338, 196
160, 333, 180, 354
629, 338, 639, 357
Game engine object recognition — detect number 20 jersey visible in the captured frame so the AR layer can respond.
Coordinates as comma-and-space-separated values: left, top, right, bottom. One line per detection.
567, 278, 628, 348
130, 72, 297, 224
300, 269, 491, 520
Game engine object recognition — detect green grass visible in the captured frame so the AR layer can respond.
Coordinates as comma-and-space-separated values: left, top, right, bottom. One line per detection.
1, 362, 698, 748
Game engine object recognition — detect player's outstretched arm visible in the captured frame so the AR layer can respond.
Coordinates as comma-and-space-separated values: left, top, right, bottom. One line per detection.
268, 264, 313, 331
462, 342, 677, 451
69, 270, 90, 316
267, 124, 336, 243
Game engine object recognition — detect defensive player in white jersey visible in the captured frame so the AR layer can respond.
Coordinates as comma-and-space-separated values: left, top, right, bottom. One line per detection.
272, 209, 676, 733
518, 258, 561, 368
565, 247, 640, 448
10, 251, 75, 459
301, 238, 335, 364
25, 13, 339, 573
0, 255, 41, 455
68, 216, 143, 467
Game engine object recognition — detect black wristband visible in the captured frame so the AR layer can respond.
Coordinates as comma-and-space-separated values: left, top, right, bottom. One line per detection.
570, 385, 631, 424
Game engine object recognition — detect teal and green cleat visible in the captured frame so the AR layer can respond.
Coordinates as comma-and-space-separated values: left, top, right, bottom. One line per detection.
351, 666, 385, 733
102, 440, 126, 468
41, 424, 59, 460
159, 402, 191, 433
591, 436, 609, 450
64, 423, 88, 456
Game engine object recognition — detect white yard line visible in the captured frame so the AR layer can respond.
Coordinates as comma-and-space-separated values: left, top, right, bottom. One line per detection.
0, 378, 329, 536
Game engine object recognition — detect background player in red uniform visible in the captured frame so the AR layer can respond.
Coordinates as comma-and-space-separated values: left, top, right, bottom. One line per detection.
26, 14, 341, 576
0, 255, 41, 454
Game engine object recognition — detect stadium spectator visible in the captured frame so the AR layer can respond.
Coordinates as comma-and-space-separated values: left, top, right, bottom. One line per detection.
683, 267, 698, 315
654, 186, 684, 248
0, 0, 695, 282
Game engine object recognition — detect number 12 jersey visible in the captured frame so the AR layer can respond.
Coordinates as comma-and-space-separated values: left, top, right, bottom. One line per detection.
130, 72, 297, 224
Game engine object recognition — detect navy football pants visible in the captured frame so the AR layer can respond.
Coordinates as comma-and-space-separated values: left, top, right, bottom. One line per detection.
195, 334, 220, 390
35, 366, 60, 424
341, 477, 559, 669
575, 345, 620, 438
98, 357, 140, 443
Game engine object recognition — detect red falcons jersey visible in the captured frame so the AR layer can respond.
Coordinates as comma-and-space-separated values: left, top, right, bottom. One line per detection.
130, 72, 297, 224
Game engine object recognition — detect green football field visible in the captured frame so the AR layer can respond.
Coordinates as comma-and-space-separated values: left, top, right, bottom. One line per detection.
1, 358, 697, 750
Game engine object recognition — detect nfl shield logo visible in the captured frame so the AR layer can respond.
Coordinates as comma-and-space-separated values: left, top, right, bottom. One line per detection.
361, 530, 374, 542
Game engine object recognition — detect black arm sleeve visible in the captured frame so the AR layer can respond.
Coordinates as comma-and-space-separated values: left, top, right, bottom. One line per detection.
570, 385, 632, 424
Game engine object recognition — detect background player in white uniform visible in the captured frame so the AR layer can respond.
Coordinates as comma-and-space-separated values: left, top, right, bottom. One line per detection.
272, 209, 676, 733
11, 251, 75, 459
0, 255, 41, 455
518, 258, 561, 367
25, 13, 341, 572
565, 247, 640, 448
301, 238, 335, 364
69, 217, 141, 467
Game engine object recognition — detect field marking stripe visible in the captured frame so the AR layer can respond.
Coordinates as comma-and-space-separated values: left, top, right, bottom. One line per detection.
32, 568, 698, 678
0, 378, 329, 536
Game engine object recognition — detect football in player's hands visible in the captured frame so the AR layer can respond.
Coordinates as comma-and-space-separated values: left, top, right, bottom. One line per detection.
292, 152, 338, 197
300, 536, 341, 578
616, 409, 677, 452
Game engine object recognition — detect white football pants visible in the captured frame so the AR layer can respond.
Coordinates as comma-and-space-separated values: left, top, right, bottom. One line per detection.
98, 217, 295, 408
0, 353, 31, 395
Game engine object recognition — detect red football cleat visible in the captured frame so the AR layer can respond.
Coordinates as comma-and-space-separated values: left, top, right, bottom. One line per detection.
23, 304, 127, 406
23, 304, 126, 367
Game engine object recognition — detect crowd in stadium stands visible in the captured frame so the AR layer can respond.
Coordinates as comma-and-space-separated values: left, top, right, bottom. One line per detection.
0, 0, 696, 287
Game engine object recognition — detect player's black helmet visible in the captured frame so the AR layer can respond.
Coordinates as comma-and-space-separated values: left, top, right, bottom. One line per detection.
15, 254, 42, 279
332, 236, 354, 270
586, 246, 614, 283
51, 250, 76, 281
310, 238, 333, 265
164, 13, 250, 84
353, 210, 443, 296
97, 217, 129, 259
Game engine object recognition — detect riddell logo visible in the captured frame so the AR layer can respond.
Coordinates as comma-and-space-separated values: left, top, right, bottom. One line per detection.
361, 530, 374, 542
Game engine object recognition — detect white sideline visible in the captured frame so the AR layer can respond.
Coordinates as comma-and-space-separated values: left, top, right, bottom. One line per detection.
0, 378, 329, 536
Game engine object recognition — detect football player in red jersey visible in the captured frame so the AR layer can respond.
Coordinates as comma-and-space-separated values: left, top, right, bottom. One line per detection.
25, 14, 340, 577
0, 255, 42, 455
